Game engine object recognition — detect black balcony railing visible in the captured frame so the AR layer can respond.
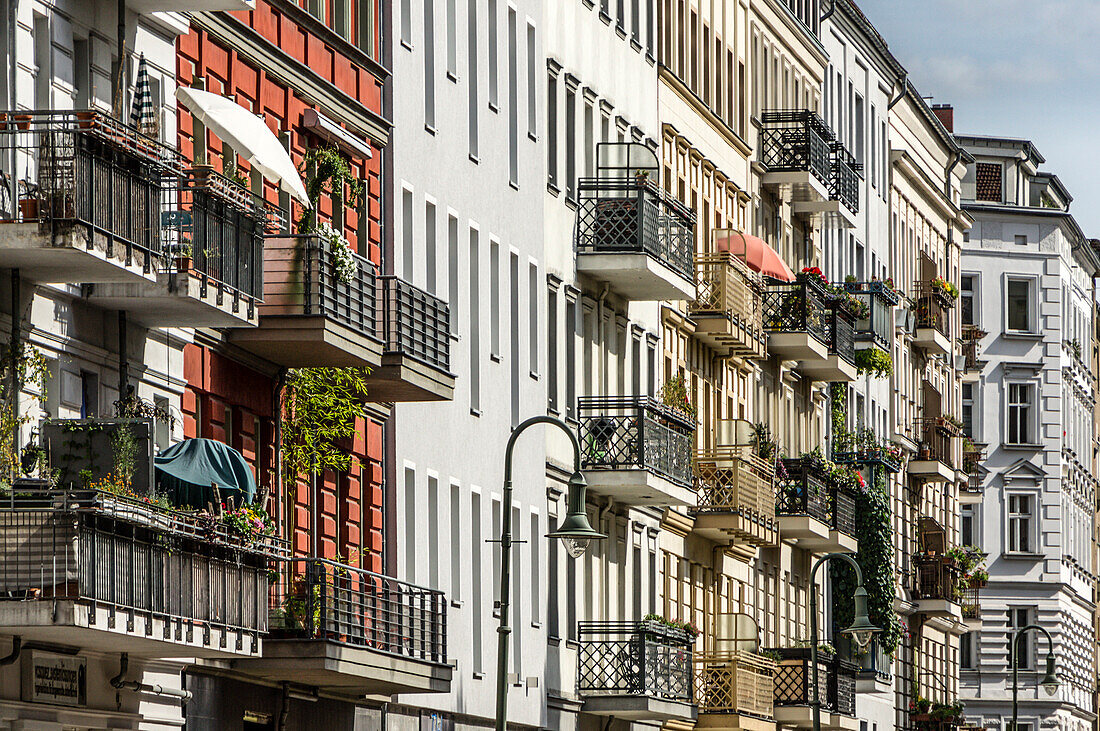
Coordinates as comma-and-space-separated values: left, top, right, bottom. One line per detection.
270, 558, 447, 664
960, 584, 980, 620
829, 305, 857, 365
0, 109, 182, 267
915, 284, 952, 339
830, 142, 861, 214
575, 177, 695, 281
0, 493, 279, 636
763, 280, 830, 344
296, 235, 381, 340
845, 282, 897, 348
961, 325, 986, 372
912, 554, 961, 602
777, 457, 856, 537
770, 648, 857, 717
380, 275, 451, 372
577, 621, 694, 702
832, 431, 903, 473
578, 396, 695, 487
760, 111, 834, 188
838, 636, 892, 682
915, 418, 956, 468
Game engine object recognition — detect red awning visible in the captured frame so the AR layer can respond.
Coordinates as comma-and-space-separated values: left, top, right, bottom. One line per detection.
715, 231, 795, 282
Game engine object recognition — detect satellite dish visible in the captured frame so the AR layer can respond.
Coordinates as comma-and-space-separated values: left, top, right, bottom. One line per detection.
716, 419, 755, 447
714, 612, 760, 654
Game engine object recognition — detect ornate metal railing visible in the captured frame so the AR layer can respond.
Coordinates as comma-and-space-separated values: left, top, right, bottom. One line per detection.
759, 110, 834, 188
776, 457, 856, 538
960, 584, 980, 620
960, 324, 986, 372
770, 648, 857, 716
840, 636, 892, 682
763, 280, 830, 345
829, 305, 857, 365
912, 554, 961, 602
577, 396, 695, 488
830, 142, 861, 214
694, 651, 776, 718
915, 418, 956, 469
689, 251, 767, 357
577, 621, 694, 701
693, 446, 777, 529
915, 283, 953, 338
832, 431, 903, 473
575, 177, 695, 281
380, 275, 451, 372
269, 558, 447, 664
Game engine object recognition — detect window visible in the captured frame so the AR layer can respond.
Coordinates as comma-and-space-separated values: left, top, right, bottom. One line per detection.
547, 496, 559, 638
1007, 607, 1033, 667
450, 481, 462, 602
975, 162, 1002, 202
1006, 277, 1034, 333
1015, 234, 1027, 246
154, 395, 171, 451
527, 23, 537, 139
80, 371, 98, 418
565, 81, 577, 199
1007, 383, 1034, 445
425, 199, 437, 293
530, 510, 541, 625
528, 262, 539, 376
565, 295, 577, 419
547, 69, 558, 186
445, 0, 457, 77
423, 0, 436, 129
468, 0, 479, 158
400, 0, 412, 46
960, 632, 974, 670
427, 474, 439, 588
470, 489, 483, 673
547, 285, 558, 411
960, 274, 976, 326
401, 187, 414, 280
961, 504, 976, 546
510, 251, 520, 427
469, 226, 481, 412
490, 239, 501, 357
488, 0, 499, 108
448, 214, 459, 336
1007, 495, 1035, 554
507, 7, 518, 186
404, 467, 417, 583
961, 383, 974, 438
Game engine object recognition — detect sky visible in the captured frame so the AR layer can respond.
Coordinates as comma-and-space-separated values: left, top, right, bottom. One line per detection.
856, 0, 1100, 235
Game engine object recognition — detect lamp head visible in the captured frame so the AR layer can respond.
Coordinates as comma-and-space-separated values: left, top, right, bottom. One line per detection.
841, 586, 880, 651
1041, 654, 1060, 696
546, 471, 606, 558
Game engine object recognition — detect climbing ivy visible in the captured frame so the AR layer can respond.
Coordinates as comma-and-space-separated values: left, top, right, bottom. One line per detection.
297, 145, 365, 233
281, 368, 369, 490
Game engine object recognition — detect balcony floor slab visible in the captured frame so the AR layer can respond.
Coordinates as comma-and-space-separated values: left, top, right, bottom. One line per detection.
0, 601, 260, 659
0, 222, 158, 286
232, 638, 452, 699
693, 512, 777, 547
767, 332, 829, 362
760, 171, 831, 205
365, 353, 455, 403
228, 315, 384, 368
913, 327, 952, 357
796, 355, 858, 383
907, 460, 955, 483
583, 468, 696, 507
792, 198, 858, 229
778, 515, 857, 553
774, 707, 858, 731
577, 252, 695, 302
581, 695, 697, 722
88, 271, 258, 328
696, 713, 777, 731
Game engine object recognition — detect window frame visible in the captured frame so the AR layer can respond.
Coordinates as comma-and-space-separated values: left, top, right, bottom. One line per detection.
1004, 274, 1038, 335
960, 272, 978, 327
1005, 380, 1038, 447
1005, 492, 1038, 556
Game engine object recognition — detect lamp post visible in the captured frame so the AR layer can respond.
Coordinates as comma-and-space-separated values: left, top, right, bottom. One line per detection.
1010, 624, 1059, 731
808, 552, 880, 731
495, 416, 605, 731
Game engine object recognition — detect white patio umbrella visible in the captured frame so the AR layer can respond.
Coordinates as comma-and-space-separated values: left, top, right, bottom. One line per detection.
176, 86, 311, 207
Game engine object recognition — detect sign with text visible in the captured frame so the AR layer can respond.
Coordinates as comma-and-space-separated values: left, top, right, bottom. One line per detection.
21, 650, 87, 707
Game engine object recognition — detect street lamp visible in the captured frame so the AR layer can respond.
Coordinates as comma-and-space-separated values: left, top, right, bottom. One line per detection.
808, 552, 881, 731
495, 416, 605, 731
1011, 624, 1059, 731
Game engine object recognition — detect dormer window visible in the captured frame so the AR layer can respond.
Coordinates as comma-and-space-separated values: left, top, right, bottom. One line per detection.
975, 161, 1003, 202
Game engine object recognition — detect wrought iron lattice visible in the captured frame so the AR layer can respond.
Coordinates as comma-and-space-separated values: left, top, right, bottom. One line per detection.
763, 280, 830, 345
575, 177, 695, 280
830, 141, 861, 214
577, 621, 694, 701
689, 251, 767, 357
829, 658, 858, 717
770, 648, 833, 710
693, 651, 776, 718
776, 458, 856, 538
912, 554, 961, 601
959, 584, 980, 619
692, 446, 777, 543
577, 396, 695, 487
759, 110, 834, 187
381, 275, 451, 371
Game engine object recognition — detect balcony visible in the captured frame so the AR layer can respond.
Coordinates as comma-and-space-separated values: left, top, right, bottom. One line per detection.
0, 486, 282, 658
0, 109, 178, 285
832, 430, 903, 473
829, 142, 861, 220
574, 175, 695, 301
577, 620, 696, 722
770, 648, 858, 730
229, 234, 384, 368
960, 325, 986, 381
690, 249, 767, 360
839, 636, 892, 691
763, 280, 830, 362
845, 281, 898, 352
693, 651, 776, 729
913, 283, 954, 357
796, 305, 858, 383
578, 396, 696, 506
692, 445, 777, 547
911, 554, 963, 621
908, 418, 957, 482
960, 583, 980, 626
776, 457, 857, 553
959, 442, 984, 504
235, 558, 451, 698
87, 167, 277, 328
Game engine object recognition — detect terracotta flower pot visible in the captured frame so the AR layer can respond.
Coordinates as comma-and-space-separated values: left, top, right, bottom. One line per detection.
19, 197, 38, 221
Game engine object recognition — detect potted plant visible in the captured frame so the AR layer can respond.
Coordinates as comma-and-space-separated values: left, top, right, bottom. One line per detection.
633, 169, 651, 187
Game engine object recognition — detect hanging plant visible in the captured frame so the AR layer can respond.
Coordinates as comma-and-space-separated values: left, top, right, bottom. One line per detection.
929, 276, 959, 299
0, 342, 49, 486
281, 368, 370, 490
298, 144, 365, 233
315, 221, 359, 285
657, 373, 696, 420
854, 348, 893, 378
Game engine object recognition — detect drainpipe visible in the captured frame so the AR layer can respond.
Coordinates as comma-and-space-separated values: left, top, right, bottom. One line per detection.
7, 0, 16, 213
277, 682, 291, 731
887, 73, 907, 111
115, 0, 126, 118
118, 311, 129, 399
0, 636, 20, 665
596, 283, 609, 395
820, 0, 837, 23
110, 654, 193, 702
944, 150, 963, 201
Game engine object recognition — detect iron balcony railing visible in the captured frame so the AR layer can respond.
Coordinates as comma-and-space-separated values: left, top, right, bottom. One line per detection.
759, 110, 834, 189
692, 445, 777, 542
838, 636, 892, 682
690, 251, 767, 358
577, 620, 694, 702
915, 418, 956, 469
912, 553, 961, 602
777, 457, 856, 538
270, 557, 447, 664
828, 305, 857, 365
694, 651, 776, 719
380, 275, 451, 372
845, 281, 897, 349
830, 142, 861, 214
0, 497, 276, 638
575, 176, 695, 281
832, 431, 903, 473
763, 280, 830, 345
577, 396, 695, 488
960, 324, 986, 372
960, 584, 980, 620
915, 283, 953, 339
770, 647, 857, 717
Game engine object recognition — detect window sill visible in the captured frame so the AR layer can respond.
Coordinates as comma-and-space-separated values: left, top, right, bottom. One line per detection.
529, 371, 540, 381
598, 11, 611, 24
630, 37, 642, 52
565, 639, 581, 650
547, 635, 561, 646
564, 196, 578, 211
488, 102, 500, 114
509, 180, 520, 191
470, 408, 482, 418
490, 353, 502, 363
1003, 443, 1042, 451
424, 124, 436, 136
451, 599, 463, 609
469, 154, 480, 165
1003, 330, 1042, 340
547, 182, 561, 196
400, 40, 413, 51
446, 71, 459, 83
615, 25, 627, 40
645, 52, 655, 64
528, 132, 538, 143
1002, 552, 1044, 560
473, 672, 485, 680
531, 621, 543, 630
450, 332, 461, 342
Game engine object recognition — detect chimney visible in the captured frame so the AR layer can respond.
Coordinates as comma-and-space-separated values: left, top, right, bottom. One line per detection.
931, 104, 954, 133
